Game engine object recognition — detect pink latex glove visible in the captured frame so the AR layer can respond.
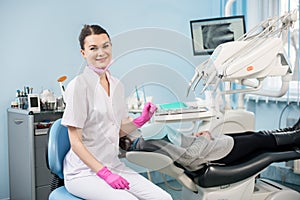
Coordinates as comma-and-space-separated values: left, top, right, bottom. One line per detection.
133, 102, 157, 127
97, 166, 130, 190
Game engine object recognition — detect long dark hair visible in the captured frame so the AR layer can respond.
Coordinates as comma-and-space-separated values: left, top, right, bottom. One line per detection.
78, 24, 110, 50
119, 136, 133, 151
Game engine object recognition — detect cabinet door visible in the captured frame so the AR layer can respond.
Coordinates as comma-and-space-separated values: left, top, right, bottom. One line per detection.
8, 111, 35, 200
35, 134, 52, 198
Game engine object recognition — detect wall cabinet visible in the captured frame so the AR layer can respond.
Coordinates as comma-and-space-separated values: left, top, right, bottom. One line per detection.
7, 108, 63, 200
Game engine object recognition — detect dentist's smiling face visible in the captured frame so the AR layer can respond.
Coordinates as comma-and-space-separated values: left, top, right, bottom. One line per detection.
81, 34, 112, 69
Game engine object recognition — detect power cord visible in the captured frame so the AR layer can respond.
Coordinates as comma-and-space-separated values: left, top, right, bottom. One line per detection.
278, 103, 290, 128
160, 173, 182, 191
278, 102, 298, 128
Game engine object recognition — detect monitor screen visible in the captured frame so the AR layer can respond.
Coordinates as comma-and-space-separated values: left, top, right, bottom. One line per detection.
190, 15, 246, 55
30, 97, 39, 107
28, 94, 41, 112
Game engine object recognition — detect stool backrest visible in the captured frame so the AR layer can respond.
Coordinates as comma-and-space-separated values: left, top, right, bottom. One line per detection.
47, 118, 70, 179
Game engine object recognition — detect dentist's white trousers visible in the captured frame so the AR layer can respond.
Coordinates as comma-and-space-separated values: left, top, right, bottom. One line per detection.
65, 170, 173, 200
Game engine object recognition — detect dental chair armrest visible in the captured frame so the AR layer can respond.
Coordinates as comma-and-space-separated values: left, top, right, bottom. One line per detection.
126, 151, 198, 192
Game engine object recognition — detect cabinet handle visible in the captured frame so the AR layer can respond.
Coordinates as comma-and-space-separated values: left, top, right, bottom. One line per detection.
14, 119, 24, 125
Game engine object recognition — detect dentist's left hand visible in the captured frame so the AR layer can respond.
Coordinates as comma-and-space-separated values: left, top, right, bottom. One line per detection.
133, 102, 157, 127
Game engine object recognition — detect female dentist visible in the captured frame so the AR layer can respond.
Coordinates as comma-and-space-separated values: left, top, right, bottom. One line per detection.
61, 24, 173, 200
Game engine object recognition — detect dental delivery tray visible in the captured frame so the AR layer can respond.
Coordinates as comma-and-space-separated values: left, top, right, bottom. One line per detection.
155, 102, 208, 116
159, 102, 188, 110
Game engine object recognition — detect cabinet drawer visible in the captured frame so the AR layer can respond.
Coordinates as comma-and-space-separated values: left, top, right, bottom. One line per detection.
35, 147, 48, 168
35, 135, 48, 168
35, 134, 48, 149
35, 165, 52, 186
35, 134, 52, 187
36, 185, 51, 200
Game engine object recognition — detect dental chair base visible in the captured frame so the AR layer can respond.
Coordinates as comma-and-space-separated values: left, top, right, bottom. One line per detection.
182, 175, 254, 200
181, 176, 300, 200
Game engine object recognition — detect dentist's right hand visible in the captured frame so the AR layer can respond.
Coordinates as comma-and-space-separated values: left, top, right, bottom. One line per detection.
97, 166, 130, 189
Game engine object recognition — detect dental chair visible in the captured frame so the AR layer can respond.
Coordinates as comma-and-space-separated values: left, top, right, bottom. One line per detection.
47, 118, 82, 200
126, 147, 300, 200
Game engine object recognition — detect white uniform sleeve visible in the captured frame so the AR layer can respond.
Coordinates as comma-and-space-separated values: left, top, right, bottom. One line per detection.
61, 77, 87, 129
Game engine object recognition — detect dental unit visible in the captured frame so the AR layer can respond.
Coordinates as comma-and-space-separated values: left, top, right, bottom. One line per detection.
126, 10, 300, 200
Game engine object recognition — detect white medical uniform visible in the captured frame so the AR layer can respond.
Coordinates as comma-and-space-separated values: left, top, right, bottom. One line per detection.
62, 67, 172, 200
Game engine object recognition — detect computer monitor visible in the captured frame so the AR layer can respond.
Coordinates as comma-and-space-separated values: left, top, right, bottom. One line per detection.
190, 15, 246, 55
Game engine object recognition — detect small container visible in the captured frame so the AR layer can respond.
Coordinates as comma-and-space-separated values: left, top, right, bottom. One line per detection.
56, 96, 65, 110
18, 97, 25, 109
11, 101, 18, 108
46, 101, 56, 111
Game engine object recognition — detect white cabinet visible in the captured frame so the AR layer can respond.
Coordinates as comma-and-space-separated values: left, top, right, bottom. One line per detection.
7, 108, 63, 200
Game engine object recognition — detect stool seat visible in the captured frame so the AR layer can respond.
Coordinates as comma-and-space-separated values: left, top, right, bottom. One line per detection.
49, 186, 82, 200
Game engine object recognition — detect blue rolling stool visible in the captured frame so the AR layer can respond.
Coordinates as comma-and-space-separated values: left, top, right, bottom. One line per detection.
47, 118, 83, 200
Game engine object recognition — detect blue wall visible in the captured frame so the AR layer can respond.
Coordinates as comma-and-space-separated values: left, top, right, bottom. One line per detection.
0, 0, 232, 198
247, 99, 300, 130
2, 0, 299, 199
